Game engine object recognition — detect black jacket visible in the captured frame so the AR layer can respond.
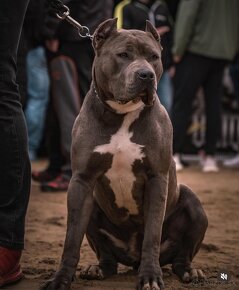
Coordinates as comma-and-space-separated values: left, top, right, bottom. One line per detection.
24, 0, 47, 48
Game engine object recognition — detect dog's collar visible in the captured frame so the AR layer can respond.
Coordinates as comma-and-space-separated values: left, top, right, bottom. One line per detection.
93, 85, 145, 114
93, 84, 117, 113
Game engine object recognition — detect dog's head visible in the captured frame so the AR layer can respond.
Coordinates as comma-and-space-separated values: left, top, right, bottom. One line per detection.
92, 18, 163, 112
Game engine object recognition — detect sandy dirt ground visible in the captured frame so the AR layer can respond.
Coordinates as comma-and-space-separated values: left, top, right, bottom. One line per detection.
3, 160, 239, 290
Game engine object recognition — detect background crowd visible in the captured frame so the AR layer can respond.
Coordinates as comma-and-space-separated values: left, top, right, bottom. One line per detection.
19, 0, 239, 191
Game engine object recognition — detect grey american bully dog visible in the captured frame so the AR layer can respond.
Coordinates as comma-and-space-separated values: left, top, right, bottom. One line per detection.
41, 18, 208, 290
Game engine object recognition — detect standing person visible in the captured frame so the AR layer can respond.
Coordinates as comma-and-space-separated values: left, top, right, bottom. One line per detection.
121, 0, 174, 113
165, 0, 180, 21
32, 0, 114, 191
24, 0, 50, 161
0, 0, 31, 287
223, 54, 239, 169
172, 0, 239, 172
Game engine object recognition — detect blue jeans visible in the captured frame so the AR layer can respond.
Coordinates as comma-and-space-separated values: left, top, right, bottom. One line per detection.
24, 46, 50, 159
0, 0, 30, 249
157, 71, 173, 115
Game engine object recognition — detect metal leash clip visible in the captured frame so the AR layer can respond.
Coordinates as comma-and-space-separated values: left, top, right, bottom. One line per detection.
56, 5, 93, 40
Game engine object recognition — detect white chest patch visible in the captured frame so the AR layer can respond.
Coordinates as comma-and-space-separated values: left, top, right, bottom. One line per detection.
94, 108, 145, 214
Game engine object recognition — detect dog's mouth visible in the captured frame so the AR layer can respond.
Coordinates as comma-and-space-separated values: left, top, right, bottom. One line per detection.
116, 90, 155, 106
139, 91, 154, 106
116, 96, 141, 105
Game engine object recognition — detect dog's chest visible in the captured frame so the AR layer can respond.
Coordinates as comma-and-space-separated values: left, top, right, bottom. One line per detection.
94, 109, 145, 215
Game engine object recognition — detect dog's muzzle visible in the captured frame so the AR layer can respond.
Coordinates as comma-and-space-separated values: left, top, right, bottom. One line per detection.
114, 69, 156, 106
137, 69, 155, 82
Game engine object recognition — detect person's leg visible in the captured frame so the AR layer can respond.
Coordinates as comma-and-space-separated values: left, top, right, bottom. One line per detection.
0, 0, 30, 286
223, 60, 239, 168
24, 46, 50, 160
45, 103, 65, 173
66, 40, 95, 100
157, 71, 173, 115
0, 0, 30, 250
41, 54, 81, 192
203, 60, 226, 156
31, 101, 64, 183
201, 59, 226, 172
171, 53, 208, 157
229, 60, 239, 106
40, 41, 94, 192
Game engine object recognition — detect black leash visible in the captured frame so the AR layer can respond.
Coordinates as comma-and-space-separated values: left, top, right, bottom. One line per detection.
46, 0, 93, 40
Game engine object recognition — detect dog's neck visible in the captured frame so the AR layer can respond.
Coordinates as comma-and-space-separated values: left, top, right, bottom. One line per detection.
93, 83, 145, 115
106, 99, 145, 114
93, 83, 117, 113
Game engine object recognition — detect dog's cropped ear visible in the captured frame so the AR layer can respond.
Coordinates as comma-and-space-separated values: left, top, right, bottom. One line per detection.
145, 20, 160, 42
93, 18, 118, 50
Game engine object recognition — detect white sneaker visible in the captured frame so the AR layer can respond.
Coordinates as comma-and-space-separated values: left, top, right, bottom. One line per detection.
198, 150, 206, 167
223, 154, 239, 169
202, 156, 219, 172
173, 154, 184, 171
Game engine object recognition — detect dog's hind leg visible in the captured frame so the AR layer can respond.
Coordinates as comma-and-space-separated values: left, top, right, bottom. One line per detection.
160, 184, 208, 282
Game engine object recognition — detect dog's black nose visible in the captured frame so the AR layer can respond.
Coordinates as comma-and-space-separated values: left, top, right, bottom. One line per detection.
137, 69, 155, 81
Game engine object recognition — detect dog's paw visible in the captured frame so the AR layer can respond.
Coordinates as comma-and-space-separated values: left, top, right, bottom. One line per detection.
138, 281, 163, 290
79, 265, 104, 280
181, 268, 206, 283
39, 273, 72, 290
173, 264, 206, 283
137, 267, 164, 290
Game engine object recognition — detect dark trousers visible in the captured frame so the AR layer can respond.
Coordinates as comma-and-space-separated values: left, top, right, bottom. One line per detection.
49, 55, 81, 174
172, 52, 227, 155
45, 40, 94, 175
0, 0, 31, 249
60, 40, 94, 98
229, 58, 239, 105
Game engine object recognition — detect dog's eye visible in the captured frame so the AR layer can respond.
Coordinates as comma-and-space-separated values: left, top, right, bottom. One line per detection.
152, 54, 160, 60
117, 52, 129, 59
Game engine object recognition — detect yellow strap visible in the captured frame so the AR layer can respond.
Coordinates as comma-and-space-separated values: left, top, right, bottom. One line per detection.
114, 0, 131, 29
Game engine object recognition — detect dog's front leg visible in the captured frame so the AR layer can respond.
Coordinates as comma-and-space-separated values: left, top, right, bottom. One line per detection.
40, 175, 95, 290
137, 175, 168, 290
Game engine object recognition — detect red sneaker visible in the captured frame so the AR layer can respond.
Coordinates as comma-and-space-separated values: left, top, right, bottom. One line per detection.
40, 174, 70, 192
0, 247, 23, 287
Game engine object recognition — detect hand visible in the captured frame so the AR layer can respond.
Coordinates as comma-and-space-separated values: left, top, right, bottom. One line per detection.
168, 66, 176, 78
156, 26, 170, 36
45, 39, 59, 52
173, 55, 182, 63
